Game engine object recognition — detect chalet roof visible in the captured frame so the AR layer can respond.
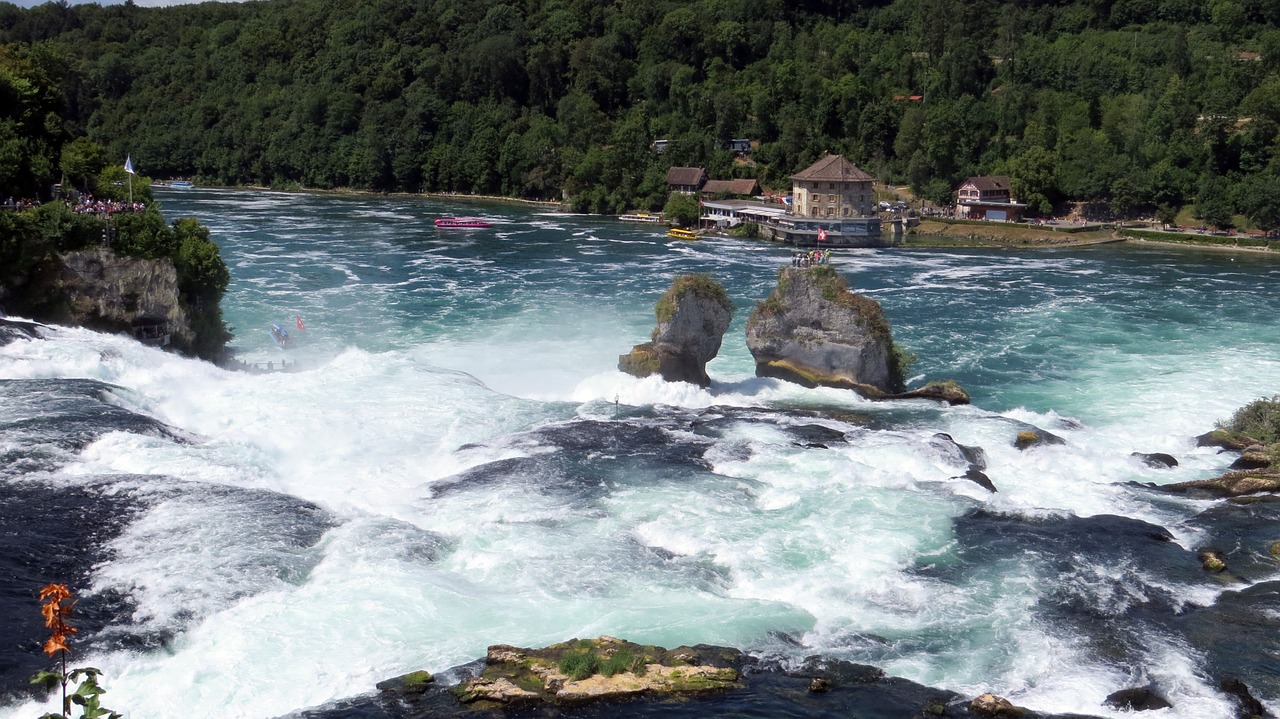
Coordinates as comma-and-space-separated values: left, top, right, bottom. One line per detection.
666, 167, 707, 186
961, 176, 1011, 192
701, 178, 760, 195
791, 155, 874, 183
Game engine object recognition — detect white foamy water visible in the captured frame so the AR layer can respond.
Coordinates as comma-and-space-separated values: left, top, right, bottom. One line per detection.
2, 189, 1279, 719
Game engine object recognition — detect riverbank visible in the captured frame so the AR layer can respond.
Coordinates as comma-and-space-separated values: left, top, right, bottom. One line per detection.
168, 183, 568, 210
903, 219, 1120, 248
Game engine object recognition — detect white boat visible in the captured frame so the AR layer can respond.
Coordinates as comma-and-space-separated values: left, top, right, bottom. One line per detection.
619, 212, 663, 223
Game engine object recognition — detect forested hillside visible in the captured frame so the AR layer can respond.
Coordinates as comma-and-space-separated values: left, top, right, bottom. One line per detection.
2, 0, 1279, 226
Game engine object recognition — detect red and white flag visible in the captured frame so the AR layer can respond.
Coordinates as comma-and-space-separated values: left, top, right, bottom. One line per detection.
296, 315, 305, 331
817, 228, 827, 242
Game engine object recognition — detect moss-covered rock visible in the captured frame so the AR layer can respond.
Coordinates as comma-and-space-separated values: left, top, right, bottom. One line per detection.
375, 669, 435, 695
746, 267, 967, 402
451, 636, 745, 709
1014, 429, 1065, 450
890, 379, 971, 406
619, 274, 733, 387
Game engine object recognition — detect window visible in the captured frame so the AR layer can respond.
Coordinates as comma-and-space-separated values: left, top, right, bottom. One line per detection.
813, 193, 822, 203
843, 207, 851, 217
828, 183, 835, 190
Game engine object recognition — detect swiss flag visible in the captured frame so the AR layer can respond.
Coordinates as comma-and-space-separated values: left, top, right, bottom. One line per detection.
817, 228, 827, 242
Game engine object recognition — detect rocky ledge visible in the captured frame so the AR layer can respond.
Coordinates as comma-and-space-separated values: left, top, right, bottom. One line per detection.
452, 637, 742, 707
361, 636, 1124, 719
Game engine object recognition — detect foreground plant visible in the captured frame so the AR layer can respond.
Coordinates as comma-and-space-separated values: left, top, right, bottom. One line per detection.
29, 584, 121, 719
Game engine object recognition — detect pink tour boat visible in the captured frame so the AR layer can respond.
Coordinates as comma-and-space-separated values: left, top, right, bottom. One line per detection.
435, 216, 491, 228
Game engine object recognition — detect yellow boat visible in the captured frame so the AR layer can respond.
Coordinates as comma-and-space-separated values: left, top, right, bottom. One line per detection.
667, 227, 698, 240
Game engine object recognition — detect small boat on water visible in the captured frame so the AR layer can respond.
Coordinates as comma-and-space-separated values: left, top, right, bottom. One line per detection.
619, 212, 663, 223
667, 227, 698, 240
170, 181, 194, 189
435, 216, 491, 228
269, 323, 294, 349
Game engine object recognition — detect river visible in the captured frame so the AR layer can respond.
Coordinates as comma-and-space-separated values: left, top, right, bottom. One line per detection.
1, 187, 1278, 718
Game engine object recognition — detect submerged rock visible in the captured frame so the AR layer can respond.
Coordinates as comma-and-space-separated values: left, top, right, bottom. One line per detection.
619, 274, 733, 387
955, 466, 998, 493
1103, 685, 1172, 711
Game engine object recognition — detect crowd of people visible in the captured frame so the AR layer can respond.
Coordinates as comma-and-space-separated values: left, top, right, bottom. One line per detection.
70, 195, 145, 216
1, 197, 39, 211
791, 249, 831, 267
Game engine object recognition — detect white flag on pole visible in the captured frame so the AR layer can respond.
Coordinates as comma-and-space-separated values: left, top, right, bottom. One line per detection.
124, 156, 135, 175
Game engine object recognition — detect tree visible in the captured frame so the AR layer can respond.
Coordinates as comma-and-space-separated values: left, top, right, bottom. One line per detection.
1009, 145, 1057, 216
1236, 168, 1280, 233
662, 192, 700, 227
1195, 174, 1233, 229
59, 137, 105, 193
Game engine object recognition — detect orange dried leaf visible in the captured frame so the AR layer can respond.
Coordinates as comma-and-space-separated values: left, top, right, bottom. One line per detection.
43, 636, 70, 657
39, 584, 72, 603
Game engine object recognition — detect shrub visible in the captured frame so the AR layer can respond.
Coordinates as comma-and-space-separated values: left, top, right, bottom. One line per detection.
1220, 395, 1280, 444
599, 650, 637, 677
558, 651, 599, 680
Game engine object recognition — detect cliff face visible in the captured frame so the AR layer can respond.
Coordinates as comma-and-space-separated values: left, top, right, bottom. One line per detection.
5, 248, 193, 350
619, 274, 734, 387
746, 267, 898, 395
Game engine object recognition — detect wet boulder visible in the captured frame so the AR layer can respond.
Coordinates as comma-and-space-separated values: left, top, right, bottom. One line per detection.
1132, 452, 1179, 469
1158, 469, 1280, 498
620, 274, 733, 387
1103, 685, 1172, 711
890, 380, 971, 405
1231, 445, 1274, 471
1014, 429, 1066, 450
970, 692, 1028, 717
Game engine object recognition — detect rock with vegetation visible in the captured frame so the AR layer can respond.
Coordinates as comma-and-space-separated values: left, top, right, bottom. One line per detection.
890, 379, 971, 405
0, 205, 230, 360
970, 692, 1029, 717
619, 274, 733, 387
1014, 429, 1066, 450
746, 267, 904, 397
451, 636, 745, 708
1156, 396, 1280, 499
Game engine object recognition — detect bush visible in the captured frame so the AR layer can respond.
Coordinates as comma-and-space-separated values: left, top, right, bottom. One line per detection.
1221, 395, 1280, 444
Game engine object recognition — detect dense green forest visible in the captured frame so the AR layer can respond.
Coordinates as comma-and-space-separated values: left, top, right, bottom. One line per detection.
2, 0, 1280, 228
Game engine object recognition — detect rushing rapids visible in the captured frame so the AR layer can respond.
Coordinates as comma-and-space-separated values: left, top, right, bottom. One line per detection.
1, 187, 1279, 719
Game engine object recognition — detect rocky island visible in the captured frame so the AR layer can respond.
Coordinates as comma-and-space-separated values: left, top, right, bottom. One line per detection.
619, 274, 734, 387
746, 266, 969, 404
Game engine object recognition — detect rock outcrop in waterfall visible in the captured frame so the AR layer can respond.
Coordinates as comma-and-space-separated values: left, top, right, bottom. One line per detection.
618, 274, 733, 387
746, 266, 969, 404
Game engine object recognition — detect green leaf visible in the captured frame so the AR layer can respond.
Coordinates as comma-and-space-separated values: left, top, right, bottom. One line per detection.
30, 670, 64, 692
